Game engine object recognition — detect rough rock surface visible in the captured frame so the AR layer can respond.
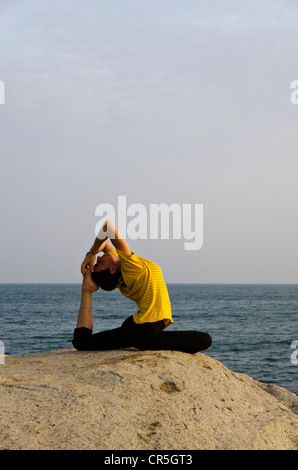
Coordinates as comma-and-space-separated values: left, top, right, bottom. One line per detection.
0, 348, 297, 450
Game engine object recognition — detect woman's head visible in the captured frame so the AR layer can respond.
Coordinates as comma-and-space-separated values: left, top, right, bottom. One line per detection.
91, 269, 121, 291
91, 252, 122, 291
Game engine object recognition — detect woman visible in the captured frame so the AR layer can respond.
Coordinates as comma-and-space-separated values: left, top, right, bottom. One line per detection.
72, 220, 212, 354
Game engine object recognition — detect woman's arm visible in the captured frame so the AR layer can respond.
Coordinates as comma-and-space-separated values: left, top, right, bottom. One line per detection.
81, 220, 131, 275
91, 220, 131, 255
102, 240, 115, 253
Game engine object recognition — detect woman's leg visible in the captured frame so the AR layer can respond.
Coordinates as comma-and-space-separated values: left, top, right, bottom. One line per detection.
72, 325, 133, 351
76, 289, 94, 330
153, 329, 212, 353
73, 284, 135, 351
72, 315, 138, 351
129, 319, 212, 354
73, 308, 212, 354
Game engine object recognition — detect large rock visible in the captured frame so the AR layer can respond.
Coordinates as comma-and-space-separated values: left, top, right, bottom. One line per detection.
0, 349, 297, 450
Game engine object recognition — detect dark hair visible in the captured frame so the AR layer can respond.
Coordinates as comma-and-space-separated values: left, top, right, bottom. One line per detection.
91, 269, 121, 291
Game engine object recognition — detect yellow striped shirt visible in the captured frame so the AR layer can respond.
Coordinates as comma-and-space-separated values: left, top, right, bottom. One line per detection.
111, 250, 173, 327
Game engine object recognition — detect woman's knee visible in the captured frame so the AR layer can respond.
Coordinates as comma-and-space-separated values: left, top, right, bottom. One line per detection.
176, 331, 212, 354
192, 332, 212, 353
201, 332, 212, 351
72, 338, 88, 351
72, 327, 92, 351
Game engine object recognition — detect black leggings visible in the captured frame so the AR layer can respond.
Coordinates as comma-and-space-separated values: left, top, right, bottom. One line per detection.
72, 315, 212, 354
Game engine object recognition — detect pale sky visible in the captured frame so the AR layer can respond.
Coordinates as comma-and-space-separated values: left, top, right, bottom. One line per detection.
1, 0, 298, 283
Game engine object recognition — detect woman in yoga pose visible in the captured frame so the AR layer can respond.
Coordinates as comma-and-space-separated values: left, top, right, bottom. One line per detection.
72, 220, 212, 354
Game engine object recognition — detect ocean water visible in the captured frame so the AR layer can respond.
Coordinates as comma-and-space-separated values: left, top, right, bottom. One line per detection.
0, 283, 297, 396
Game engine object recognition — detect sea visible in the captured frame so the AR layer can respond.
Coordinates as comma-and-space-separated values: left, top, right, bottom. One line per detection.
0, 283, 297, 396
